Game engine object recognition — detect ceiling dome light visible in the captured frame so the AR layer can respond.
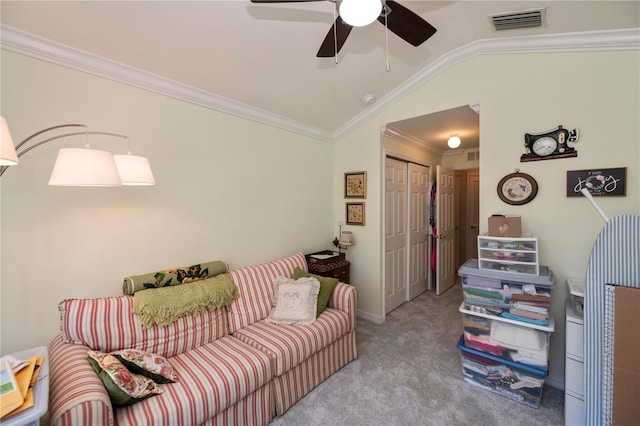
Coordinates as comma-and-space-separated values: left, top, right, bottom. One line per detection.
339, 0, 382, 27
447, 135, 461, 149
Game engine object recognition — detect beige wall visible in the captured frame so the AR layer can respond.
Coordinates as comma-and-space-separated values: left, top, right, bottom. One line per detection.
2, 48, 638, 388
0, 51, 335, 355
336, 50, 639, 386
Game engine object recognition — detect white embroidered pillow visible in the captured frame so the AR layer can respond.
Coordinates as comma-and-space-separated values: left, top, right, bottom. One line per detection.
266, 276, 320, 325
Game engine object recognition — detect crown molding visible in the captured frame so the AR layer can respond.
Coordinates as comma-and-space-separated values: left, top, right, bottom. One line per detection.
2, 25, 638, 143
333, 28, 640, 140
0, 25, 334, 143
380, 125, 442, 156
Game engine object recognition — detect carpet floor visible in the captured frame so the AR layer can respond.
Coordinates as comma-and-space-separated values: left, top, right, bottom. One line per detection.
269, 282, 564, 426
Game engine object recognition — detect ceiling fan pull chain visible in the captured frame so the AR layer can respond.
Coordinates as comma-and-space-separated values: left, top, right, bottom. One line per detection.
385, 5, 390, 71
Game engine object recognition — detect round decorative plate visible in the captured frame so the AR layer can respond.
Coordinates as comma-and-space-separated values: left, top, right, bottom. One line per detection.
497, 171, 538, 205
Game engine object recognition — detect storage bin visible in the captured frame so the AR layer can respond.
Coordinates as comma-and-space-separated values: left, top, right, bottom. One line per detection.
459, 259, 554, 323
457, 336, 548, 408
478, 235, 539, 275
460, 303, 553, 367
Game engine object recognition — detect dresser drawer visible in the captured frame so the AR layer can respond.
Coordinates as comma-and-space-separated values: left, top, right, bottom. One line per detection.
327, 266, 348, 282
565, 357, 584, 397
566, 320, 584, 360
565, 392, 585, 426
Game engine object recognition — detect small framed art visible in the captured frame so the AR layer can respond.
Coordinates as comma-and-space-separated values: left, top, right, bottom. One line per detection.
344, 171, 367, 199
346, 202, 365, 226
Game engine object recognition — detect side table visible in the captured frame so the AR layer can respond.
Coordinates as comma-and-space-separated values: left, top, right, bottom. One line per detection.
307, 258, 350, 283
1, 346, 49, 426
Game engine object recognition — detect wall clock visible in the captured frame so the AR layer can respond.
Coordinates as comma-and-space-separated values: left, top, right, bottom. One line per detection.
520, 125, 579, 162
497, 170, 538, 205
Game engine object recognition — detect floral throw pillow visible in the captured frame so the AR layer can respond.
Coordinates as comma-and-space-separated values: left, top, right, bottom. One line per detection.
87, 350, 163, 406
111, 349, 178, 384
266, 276, 320, 325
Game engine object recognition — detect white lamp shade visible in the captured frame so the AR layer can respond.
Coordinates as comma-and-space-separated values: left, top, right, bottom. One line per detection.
1, 116, 19, 166
339, 0, 382, 27
48, 148, 122, 186
447, 136, 461, 149
114, 154, 155, 186
339, 230, 355, 246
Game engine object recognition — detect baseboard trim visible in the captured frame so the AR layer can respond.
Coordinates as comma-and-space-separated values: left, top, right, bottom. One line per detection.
545, 375, 564, 391
357, 310, 384, 325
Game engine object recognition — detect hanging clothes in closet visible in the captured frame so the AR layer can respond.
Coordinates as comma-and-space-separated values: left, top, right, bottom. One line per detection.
429, 181, 437, 271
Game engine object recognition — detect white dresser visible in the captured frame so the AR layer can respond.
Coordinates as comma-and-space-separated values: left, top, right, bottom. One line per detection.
565, 298, 585, 425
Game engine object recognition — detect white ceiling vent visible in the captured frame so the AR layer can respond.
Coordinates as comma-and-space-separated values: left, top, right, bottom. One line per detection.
489, 7, 546, 31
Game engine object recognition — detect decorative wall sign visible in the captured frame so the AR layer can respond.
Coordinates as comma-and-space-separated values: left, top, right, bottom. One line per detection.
566, 167, 626, 197
346, 202, 365, 225
520, 125, 579, 162
497, 170, 538, 205
344, 171, 367, 198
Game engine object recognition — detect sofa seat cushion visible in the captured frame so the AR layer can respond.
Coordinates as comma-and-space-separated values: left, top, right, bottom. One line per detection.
115, 336, 273, 426
233, 307, 350, 376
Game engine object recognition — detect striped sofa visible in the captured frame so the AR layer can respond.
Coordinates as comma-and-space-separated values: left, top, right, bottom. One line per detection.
48, 252, 358, 425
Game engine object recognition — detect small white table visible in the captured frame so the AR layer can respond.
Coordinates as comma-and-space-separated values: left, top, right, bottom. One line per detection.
1, 346, 49, 426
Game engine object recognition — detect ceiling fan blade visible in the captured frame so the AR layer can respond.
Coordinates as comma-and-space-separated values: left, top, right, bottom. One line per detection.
250, 0, 324, 3
317, 17, 353, 57
378, 0, 437, 46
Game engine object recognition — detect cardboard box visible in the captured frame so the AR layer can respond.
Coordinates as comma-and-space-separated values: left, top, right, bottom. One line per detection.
488, 215, 521, 237
613, 286, 640, 425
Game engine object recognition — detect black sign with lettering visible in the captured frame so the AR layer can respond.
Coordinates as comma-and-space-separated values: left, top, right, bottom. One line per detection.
566, 167, 626, 197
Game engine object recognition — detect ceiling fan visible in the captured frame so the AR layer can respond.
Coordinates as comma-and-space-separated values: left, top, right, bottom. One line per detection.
250, 0, 437, 57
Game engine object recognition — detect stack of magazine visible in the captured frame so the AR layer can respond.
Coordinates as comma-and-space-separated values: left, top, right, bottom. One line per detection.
0, 353, 44, 420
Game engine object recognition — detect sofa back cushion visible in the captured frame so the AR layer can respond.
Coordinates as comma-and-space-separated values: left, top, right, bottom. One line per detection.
59, 295, 229, 358
227, 252, 307, 333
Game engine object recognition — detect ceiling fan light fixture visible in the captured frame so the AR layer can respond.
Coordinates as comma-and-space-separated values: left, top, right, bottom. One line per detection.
339, 0, 382, 27
447, 135, 461, 149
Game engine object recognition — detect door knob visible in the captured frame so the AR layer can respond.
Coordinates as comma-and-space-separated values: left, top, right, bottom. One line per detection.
470, 225, 478, 229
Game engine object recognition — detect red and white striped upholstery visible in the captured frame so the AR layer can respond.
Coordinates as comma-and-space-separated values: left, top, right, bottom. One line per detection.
49, 253, 358, 425
49, 335, 114, 426
115, 337, 273, 426
272, 331, 357, 415
59, 296, 229, 358
234, 281, 358, 416
227, 252, 307, 334
233, 308, 351, 375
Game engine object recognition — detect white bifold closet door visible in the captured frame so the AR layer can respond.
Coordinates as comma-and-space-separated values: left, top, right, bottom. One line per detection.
385, 157, 430, 314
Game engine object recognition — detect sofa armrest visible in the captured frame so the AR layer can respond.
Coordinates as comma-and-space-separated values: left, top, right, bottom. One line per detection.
49, 335, 114, 426
328, 282, 357, 330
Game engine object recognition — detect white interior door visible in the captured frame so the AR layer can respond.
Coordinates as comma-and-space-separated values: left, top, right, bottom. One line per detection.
384, 158, 408, 314
436, 165, 456, 295
465, 170, 480, 263
408, 163, 430, 300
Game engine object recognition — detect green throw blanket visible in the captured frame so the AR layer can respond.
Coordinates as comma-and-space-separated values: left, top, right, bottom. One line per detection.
132, 273, 239, 329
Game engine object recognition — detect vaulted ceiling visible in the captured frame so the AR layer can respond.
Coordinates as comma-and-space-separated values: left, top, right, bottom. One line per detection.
1, 1, 638, 151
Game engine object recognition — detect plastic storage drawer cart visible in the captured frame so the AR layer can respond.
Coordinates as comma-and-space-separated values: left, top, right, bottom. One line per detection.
460, 303, 554, 368
477, 235, 539, 275
459, 259, 554, 326
457, 336, 548, 408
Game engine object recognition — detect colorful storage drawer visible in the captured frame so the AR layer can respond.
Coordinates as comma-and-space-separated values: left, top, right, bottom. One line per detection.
459, 259, 554, 324
460, 303, 553, 368
457, 336, 548, 408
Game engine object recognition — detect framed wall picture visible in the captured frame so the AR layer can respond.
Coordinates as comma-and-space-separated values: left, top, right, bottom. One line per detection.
344, 171, 367, 199
566, 167, 626, 197
346, 202, 365, 226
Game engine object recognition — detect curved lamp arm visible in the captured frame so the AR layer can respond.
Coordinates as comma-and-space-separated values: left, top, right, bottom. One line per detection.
0, 124, 132, 178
